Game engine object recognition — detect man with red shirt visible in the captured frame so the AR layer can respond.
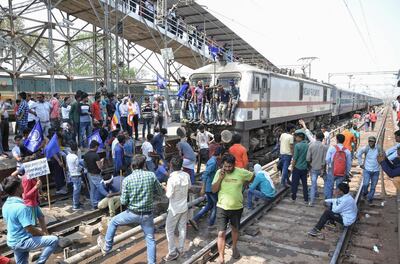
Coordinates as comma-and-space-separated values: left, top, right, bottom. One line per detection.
92, 94, 102, 124
229, 133, 248, 169
49, 93, 60, 129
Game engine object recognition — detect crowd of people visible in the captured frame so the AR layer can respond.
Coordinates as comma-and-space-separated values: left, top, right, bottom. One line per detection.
2, 94, 400, 264
174, 77, 240, 126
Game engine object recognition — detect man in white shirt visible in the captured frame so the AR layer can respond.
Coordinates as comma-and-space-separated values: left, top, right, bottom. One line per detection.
161, 96, 171, 129
321, 125, 331, 146
27, 94, 38, 130
163, 156, 191, 262
141, 134, 155, 172
35, 94, 51, 137
308, 182, 357, 237
66, 142, 83, 210
196, 124, 214, 173
279, 124, 296, 186
0, 94, 11, 152
119, 98, 129, 132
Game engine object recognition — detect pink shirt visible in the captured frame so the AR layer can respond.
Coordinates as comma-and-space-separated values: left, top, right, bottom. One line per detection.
50, 97, 60, 119
22, 176, 40, 207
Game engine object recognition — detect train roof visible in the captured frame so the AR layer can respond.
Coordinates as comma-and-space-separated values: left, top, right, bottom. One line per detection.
190, 62, 382, 100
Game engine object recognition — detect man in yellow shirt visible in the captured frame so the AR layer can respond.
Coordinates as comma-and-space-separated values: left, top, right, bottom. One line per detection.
212, 154, 254, 263
342, 123, 356, 158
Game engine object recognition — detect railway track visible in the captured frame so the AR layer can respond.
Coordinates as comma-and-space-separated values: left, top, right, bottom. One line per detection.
1, 111, 383, 263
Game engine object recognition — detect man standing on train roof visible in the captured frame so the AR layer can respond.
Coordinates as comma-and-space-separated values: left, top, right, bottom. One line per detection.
194, 80, 205, 124
217, 85, 230, 125
227, 79, 240, 126
357, 136, 382, 205
212, 154, 254, 263
203, 84, 214, 124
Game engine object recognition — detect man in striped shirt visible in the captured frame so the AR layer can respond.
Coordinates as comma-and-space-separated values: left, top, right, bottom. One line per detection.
16, 92, 29, 134
97, 154, 164, 264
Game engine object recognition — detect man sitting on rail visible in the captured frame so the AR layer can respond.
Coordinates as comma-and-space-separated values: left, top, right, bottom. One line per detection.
97, 174, 123, 217
308, 182, 357, 237
212, 154, 254, 263
1, 176, 59, 264
247, 164, 276, 209
97, 154, 164, 264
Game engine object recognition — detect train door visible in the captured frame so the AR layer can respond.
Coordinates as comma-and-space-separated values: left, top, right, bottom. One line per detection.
261, 76, 269, 120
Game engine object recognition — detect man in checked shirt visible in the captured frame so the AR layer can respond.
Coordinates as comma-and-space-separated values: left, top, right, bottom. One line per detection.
97, 154, 164, 264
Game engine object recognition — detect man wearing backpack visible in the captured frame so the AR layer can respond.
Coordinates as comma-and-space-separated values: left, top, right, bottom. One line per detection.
357, 136, 382, 205
324, 134, 352, 203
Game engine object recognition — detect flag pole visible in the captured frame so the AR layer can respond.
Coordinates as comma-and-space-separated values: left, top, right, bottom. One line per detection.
119, 170, 123, 213
46, 174, 51, 209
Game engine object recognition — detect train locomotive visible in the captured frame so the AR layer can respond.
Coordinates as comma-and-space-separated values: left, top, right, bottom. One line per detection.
185, 62, 383, 150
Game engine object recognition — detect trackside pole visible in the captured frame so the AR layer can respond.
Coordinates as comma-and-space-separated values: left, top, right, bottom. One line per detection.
46, 174, 51, 209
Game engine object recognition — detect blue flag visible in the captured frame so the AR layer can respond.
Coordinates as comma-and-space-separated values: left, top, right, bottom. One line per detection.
44, 133, 60, 159
88, 130, 104, 149
157, 75, 169, 89
24, 121, 43, 153
210, 45, 219, 60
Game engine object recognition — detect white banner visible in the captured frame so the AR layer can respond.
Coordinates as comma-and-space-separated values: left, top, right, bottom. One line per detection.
23, 158, 50, 179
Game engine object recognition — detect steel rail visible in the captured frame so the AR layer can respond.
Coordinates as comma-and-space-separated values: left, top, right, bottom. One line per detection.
329, 107, 388, 264
183, 109, 378, 264
62, 196, 206, 264
1, 208, 107, 258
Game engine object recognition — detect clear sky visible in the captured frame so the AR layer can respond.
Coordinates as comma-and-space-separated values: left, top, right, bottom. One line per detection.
198, 0, 400, 97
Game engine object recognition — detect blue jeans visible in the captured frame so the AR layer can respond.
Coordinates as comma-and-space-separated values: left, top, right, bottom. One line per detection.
204, 102, 212, 122
310, 169, 321, 204
105, 210, 156, 264
142, 118, 152, 138
291, 168, 308, 201
79, 121, 91, 148
11, 235, 59, 264
146, 160, 155, 172
189, 102, 197, 120
193, 192, 218, 226
70, 176, 81, 208
324, 168, 345, 200
88, 173, 104, 208
279, 154, 292, 185
247, 189, 272, 209
362, 170, 380, 202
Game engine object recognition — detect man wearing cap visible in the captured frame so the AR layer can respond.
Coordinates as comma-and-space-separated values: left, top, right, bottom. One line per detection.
97, 174, 123, 217
308, 182, 357, 237
227, 79, 240, 126
357, 136, 382, 205
247, 164, 276, 209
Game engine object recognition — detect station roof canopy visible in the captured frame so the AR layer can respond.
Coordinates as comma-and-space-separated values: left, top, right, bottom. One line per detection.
51, 0, 275, 70
173, 1, 276, 68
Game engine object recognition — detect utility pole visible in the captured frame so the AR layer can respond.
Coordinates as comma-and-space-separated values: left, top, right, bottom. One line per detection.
297, 56, 318, 78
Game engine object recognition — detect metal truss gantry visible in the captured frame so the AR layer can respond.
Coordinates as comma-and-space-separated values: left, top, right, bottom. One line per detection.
0, 0, 219, 97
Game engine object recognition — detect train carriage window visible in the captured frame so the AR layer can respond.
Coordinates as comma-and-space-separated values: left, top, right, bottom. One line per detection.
299, 82, 304, 101
262, 78, 268, 90
252, 76, 260, 93
323, 87, 327, 102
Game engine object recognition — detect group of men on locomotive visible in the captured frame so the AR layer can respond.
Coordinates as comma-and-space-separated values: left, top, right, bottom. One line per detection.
176, 77, 240, 126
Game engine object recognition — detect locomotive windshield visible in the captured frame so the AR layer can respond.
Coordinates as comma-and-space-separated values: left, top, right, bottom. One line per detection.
217, 75, 241, 88
190, 75, 212, 86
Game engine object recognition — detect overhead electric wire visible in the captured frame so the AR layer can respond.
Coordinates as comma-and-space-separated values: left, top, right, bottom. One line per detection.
342, 0, 377, 66
357, 0, 378, 65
